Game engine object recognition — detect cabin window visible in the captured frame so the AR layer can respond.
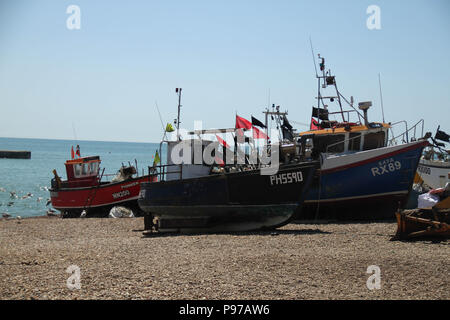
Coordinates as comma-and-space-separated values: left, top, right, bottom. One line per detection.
91, 162, 99, 174
314, 134, 345, 153
72, 161, 99, 178
363, 131, 385, 151
82, 163, 88, 175
74, 164, 82, 176
348, 133, 362, 151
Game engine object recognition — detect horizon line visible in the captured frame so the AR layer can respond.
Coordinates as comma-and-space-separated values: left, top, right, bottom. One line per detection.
0, 136, 160, 145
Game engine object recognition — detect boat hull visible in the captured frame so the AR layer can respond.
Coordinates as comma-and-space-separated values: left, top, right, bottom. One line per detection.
50, 175, 156, 217
139, 162, 318, 233
296, 140, 428, 220
417, 159, 450, 189
142, 204, 298, 233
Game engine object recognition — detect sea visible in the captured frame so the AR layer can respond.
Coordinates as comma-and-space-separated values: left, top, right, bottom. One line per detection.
0, 137, 162, 218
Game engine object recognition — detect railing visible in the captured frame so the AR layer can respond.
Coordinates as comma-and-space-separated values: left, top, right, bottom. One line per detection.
315, 109, 362, 127
326, 109, 361, 124
388, 119, 424, 146
148, 163, 183, 182
98, 173, 117, 182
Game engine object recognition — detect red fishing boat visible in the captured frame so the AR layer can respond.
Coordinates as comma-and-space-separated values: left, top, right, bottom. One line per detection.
49, 154, 157, 217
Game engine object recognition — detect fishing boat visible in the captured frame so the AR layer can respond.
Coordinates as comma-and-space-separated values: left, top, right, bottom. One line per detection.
138, 89, 319, 233
50, 153, 157, 217
416, 127, 450, 189
301, 140, 429, 219
287, 53, 430, 220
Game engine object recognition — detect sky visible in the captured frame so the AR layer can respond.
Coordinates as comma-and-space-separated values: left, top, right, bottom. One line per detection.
0, 0, 449, 143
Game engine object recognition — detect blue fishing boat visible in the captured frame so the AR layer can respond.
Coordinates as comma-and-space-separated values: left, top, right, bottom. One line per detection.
302, 140, 428, 219
290, 53, 430, 220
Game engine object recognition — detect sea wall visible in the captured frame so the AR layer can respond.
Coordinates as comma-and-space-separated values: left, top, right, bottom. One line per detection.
0, 150, 31, 159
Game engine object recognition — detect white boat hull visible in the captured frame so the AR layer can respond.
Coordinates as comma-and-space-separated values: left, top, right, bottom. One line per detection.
417, 159, 450, 189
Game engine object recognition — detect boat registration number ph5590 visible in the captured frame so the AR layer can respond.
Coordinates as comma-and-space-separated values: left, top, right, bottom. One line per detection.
269, 171, 303, 186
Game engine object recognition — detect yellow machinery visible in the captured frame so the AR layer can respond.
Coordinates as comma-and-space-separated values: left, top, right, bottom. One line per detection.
393, 195, 449, 240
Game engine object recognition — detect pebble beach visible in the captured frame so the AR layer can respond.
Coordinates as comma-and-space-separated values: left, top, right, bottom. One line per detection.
0, 216, 448, 300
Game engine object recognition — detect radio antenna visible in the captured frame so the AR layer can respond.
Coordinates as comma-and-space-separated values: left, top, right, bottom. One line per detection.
155, 100, 167, 140
71, 121, 78, 142
309, 37, 318, 78
378, 73, 386, 123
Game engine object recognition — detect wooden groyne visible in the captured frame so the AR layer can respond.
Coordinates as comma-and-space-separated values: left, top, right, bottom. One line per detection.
0, 150, 31, 159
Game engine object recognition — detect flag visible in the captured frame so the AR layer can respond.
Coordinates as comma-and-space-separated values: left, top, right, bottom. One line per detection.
75, 145, 80, 157
281, 116, 294, 140
310, 118, 321, 130
252, 126, 269, 140
282, 116, 293, 130
153, 151, 160, 167
281, 127, 293, 141
165, 123, 175, 132
216, 135, 230, 149
251, 116, 266, 128
236, 115, 252, 130
435, 128, 450, 143
432, 138, 445, 148
312, 107, 329, 121
71, 146, 75, 160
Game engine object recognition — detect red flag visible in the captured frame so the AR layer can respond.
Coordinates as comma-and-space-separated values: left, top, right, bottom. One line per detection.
310, 118, 321, 130
235, 115, 252, 130
215, 135, 230, 149
71, 146, 75, 159
252, 126, 269, 140
75, 145, 80, 157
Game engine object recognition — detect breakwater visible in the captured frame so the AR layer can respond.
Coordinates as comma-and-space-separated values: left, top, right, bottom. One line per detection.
0, 150, 31, 159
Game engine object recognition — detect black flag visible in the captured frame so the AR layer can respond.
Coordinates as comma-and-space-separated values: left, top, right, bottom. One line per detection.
251, 116, 266, 128
431, 138, 446, 148
435, 128, 450, 143
312, 107, 329, 121
282, 116, 293, 130
281, 116, 294, 140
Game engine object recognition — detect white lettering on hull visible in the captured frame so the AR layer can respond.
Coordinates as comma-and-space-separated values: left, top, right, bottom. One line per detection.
270, 171, 303, 186
371, 158, 401, 176
112, 190, 131, 199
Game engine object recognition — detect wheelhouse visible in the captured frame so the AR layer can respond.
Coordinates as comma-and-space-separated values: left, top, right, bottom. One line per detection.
295, 53, 392, 156
62, 156, 101, 187
298, 123, 390, 154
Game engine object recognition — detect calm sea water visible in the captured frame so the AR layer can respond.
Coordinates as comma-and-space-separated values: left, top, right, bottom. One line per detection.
0, 137, 162, 218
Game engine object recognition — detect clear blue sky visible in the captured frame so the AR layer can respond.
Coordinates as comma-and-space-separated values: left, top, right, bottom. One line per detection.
1, 0, 449, 143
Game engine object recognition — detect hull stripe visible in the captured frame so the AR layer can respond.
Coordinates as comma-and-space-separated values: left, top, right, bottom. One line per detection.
304, 190, 408, 203
53, 196, 139, 209
322, 141, 428, 174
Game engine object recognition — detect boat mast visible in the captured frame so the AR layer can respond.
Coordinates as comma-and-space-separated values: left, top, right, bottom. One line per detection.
314, 54, 363, 124
317, 54, 345, 122
378, 73, 386, 123
175, 88, 182, 141
263, 107, 288, 141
